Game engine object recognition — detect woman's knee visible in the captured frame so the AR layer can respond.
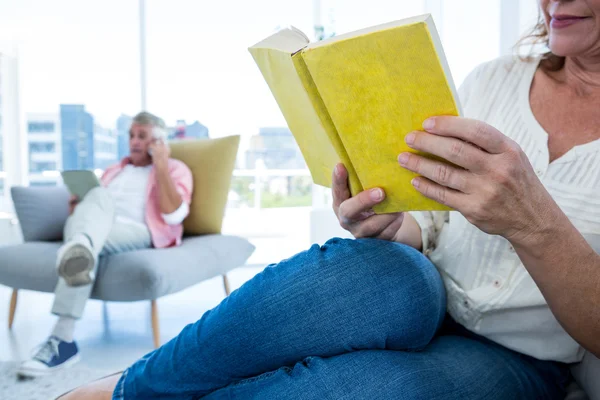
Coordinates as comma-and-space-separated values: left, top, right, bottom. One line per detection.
307, 238, 446, 334
316, 238, 443, 295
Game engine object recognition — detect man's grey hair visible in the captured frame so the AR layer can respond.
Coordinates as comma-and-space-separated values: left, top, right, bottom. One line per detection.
132, 111, 168, 141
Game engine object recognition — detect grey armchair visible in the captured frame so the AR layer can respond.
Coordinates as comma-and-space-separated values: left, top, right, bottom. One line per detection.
0, 137, 255, 348
0, 185, 254, 348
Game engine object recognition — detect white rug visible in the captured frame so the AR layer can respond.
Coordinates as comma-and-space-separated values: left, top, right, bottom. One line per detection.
0, 361, 115, 400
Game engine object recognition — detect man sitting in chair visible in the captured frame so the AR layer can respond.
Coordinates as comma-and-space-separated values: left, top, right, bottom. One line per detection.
17, 111, 193, 378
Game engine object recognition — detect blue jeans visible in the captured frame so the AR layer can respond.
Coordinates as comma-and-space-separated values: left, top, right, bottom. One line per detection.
113, 238, 570, 399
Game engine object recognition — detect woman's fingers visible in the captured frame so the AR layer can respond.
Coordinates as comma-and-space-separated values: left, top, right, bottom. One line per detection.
422, 116, 509, 155
333, 163, 386, 224
398, 152, 471, 193
411, 176, 463, 209
331, 163, 403, 240
332, 163, 351, 213
337, 187, 385, 225
403, 131, 487, 173
352, 213, 404, 239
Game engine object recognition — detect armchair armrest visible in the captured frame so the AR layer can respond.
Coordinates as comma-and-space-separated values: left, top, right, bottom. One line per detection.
11, 186, 70, 242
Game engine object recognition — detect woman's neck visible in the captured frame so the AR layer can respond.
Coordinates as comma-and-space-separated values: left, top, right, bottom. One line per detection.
556, 56, 600, 96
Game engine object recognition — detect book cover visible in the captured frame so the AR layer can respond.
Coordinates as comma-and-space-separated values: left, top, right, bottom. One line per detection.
250, 14, 460, 213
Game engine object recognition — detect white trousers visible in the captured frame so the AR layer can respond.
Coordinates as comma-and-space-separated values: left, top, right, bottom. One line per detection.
51, 187, 152, 319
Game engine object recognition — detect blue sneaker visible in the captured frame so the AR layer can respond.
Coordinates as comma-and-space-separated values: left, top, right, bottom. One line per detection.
17, 336, 80, 378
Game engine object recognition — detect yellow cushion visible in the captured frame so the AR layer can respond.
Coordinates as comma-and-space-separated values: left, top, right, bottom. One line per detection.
169, 136, 240, 235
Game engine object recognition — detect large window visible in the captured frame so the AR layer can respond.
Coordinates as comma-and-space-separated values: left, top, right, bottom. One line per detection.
0, 0, 536, 263
0, 0, 139, 202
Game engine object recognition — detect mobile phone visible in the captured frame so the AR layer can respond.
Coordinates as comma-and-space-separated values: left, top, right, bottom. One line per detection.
148, 127, 168, 156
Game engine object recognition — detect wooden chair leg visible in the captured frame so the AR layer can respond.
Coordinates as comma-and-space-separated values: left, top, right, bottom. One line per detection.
8, 289, 17, 330
151, 300, 160, 349
222, 274, 231, 296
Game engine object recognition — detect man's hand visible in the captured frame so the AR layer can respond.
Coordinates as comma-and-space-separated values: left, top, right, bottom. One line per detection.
148, 139, 170, 169
68, 195, 79, 215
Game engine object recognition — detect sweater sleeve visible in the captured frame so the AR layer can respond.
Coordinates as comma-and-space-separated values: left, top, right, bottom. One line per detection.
160, 159, 193, 225
408, 211, 449, 255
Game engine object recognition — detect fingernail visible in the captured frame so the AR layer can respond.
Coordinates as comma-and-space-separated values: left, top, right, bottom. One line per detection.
398, 153, 409, 165
370, 188, 383, 201
405, 133, 415, 145
411, 178, 420, 188
423, 118, 435, 130
334, 164, 341, 177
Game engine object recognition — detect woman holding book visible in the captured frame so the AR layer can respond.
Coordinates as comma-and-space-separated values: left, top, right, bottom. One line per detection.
64, 0, 599, 398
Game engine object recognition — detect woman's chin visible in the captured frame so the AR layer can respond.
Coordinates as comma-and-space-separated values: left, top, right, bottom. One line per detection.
549, 37, 595, 58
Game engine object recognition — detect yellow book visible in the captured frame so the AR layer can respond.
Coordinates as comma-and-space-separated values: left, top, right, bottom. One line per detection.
249, 14, 461, 213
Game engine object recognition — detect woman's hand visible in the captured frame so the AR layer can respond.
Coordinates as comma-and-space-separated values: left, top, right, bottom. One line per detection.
68, 195, 79, 215
399, 116, 554, 244
332, 163, 407, 242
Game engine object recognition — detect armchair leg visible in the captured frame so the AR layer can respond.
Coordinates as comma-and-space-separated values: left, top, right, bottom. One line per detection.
222, 274, 231, 296
8, 289, 18, 329
151, 300, 160, 349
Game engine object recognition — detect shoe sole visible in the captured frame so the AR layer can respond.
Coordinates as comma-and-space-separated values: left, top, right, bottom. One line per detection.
16, 353, 81, 379
58, 244, 95, 286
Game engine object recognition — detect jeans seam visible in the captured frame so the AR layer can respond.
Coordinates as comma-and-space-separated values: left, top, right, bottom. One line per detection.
230, 367, 292, 388
112, 369, 128, 400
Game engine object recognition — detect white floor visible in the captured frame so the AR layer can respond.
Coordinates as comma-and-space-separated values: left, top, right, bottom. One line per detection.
0, 267, 264, 372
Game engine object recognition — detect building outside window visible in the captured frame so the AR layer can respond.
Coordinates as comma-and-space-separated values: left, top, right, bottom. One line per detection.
27, 121, 55, 133
29, 161, 57, 173
27, 113, 62, 187
29, 142, 56, 153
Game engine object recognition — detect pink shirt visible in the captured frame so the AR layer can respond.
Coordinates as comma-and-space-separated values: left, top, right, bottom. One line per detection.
101, 158, 193, 248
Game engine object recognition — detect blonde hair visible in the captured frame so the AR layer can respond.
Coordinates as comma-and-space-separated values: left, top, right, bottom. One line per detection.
516, 11, 566, 72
